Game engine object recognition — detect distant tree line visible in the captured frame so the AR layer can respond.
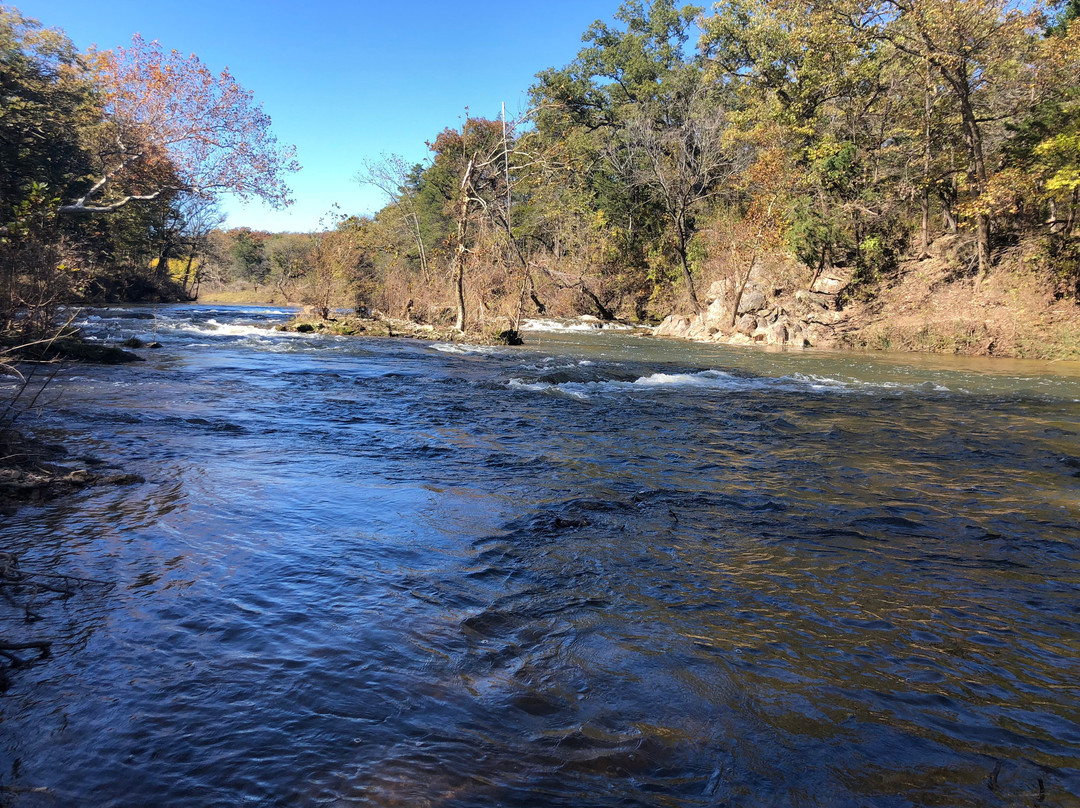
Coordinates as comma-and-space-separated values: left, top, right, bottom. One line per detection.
345, 0, 1080, 330
3, 0, 1079, 337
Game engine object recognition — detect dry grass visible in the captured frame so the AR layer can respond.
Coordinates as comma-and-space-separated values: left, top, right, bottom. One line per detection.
838, 246, 1080, 360
195, 282, 296, 306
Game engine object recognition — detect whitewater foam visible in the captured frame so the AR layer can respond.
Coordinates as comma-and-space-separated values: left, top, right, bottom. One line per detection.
520, 318, 638, 333
430, 343, 504, 356
172, 319, 314, 339
505, 368, 956, 400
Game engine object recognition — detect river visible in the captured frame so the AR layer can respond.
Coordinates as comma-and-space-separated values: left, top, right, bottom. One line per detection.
2, 304, 1079, 807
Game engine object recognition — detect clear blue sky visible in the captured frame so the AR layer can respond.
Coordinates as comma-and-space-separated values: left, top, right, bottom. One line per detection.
15, 0, 622, 232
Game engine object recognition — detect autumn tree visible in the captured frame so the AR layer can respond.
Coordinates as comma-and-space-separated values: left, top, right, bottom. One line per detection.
851, 0, 1041, 276
265, 233, 312, 301
60, 34, 299, 215
0, 8, 96, 223
424, 113, 541, 331
357, 154, 433, 281
304, 212, 373, 319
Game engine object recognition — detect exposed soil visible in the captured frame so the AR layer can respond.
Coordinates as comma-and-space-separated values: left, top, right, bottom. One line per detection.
836, 244, 1080, 360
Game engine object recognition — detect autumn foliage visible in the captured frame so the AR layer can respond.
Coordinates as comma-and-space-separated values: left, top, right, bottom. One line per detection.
1, 7, 299, 333
95, 35, 299, 208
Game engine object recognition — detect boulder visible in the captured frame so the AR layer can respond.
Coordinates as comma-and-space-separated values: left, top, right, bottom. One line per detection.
737, 289, 767, 314
811, 269, 851, 295
703, 295, 731, 331
764, 321, 788, 345
735, 313, 757, 336
654, 315, 695, 339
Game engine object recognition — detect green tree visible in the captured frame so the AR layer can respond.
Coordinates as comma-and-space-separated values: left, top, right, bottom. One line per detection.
230, 228, 268, 287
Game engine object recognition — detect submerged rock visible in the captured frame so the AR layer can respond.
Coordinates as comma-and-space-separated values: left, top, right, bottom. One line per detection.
45, 339, 144, 364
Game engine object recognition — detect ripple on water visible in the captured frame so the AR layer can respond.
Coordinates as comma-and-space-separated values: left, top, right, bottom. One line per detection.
2, 307, 1079, 806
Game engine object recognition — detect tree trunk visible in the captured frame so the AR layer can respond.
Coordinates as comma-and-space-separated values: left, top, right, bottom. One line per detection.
580, 282, 615, 321
729, 253, 758, 330
675, 216, 702, 314
729, 196, 776, 328
678, 247, 702, 314
154, 248, 171, 283
941, 194, 958, 233
410, 212, 430, 281
809, 245, 828, 291
952, 79, 991, 276
453, 160, 475, 332
919, 61, 933, 259
181, 253, 196, 298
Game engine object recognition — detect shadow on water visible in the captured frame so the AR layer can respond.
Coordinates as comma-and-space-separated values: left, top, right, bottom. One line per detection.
1, 305, 1078, 806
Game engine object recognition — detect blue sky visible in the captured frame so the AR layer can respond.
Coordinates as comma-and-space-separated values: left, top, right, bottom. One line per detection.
16, 0, 622, 232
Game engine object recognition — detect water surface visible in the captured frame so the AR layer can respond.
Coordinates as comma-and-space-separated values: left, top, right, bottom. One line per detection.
2, 305, 1079, 806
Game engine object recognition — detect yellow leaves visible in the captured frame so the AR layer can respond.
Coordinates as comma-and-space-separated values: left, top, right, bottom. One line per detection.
1033, 131, 1080, 194
959, 166, 1037, 218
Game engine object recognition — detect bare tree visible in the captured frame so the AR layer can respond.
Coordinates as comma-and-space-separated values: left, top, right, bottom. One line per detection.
357, 155, 431, 281
440, 108, 545, 332
620, 80, 741, 313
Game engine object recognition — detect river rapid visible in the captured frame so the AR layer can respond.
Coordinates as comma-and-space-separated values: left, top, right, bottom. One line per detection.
2, 304, 1079, 807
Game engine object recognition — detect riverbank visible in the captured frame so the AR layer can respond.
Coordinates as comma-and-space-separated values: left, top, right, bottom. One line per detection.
195, 282, 296, 307
197, 245, 1080, 360
0, 341, 144, 516
836, 251, 1080, 359
655, 241, 1080, 360
0, 439, 143, 516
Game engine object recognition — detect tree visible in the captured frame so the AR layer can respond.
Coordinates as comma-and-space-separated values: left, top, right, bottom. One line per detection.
0, 8, 96, 224
621, 75, 739, 312
59, 34, 299, 215
229, 228, 268, 287
304, 211, 372, 318
357, 154, 432, 281
266, 233, 311, 301
855, 0, 1040, 275
426, 113, 541, 331
0, 8, 99, 332
531, 0, 712, 315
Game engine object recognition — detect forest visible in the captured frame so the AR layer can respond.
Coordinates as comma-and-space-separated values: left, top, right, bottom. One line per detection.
2, 0, 1080, 346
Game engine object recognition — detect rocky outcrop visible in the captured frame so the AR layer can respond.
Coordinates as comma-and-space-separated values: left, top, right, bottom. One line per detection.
655, 239, 1080, 359
280, 314, 524, 345
654, 269, 850, 348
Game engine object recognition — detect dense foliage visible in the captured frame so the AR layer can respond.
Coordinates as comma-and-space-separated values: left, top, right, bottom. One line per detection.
4, 0, 1079, 335
0, 5, 297, 337
335, 0, 1080, 329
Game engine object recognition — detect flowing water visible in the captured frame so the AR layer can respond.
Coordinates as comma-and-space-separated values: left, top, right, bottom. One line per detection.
2, 304, 1079, 807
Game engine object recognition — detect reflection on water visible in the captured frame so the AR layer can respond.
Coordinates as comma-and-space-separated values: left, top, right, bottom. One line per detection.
1, 305, 1078, 806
